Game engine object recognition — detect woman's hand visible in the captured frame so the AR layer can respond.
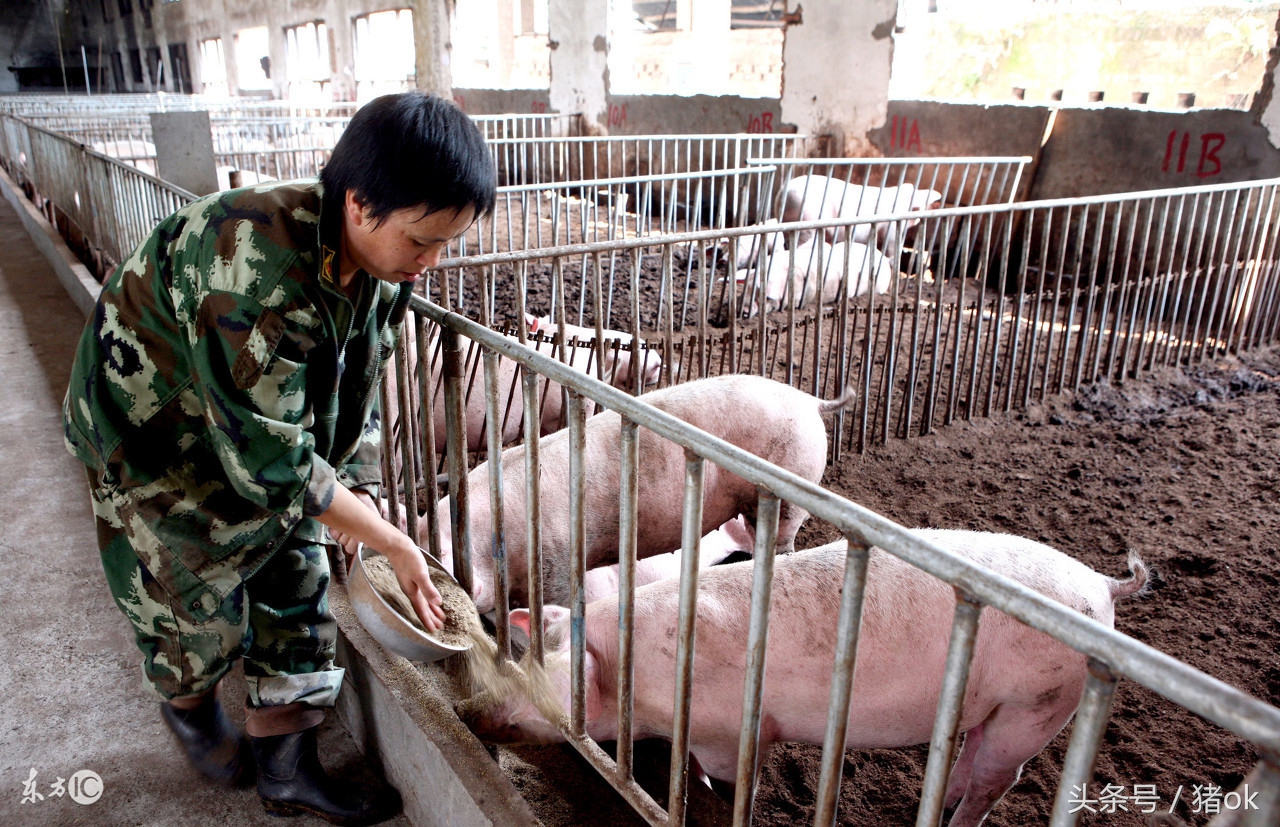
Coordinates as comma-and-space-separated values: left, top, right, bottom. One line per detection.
318, 486, 446, 631
380, 534, 447, 633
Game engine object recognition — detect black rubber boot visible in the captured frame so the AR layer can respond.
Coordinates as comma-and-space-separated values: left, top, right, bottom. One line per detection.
160, 695, 250, 786
249, 726, 401, 826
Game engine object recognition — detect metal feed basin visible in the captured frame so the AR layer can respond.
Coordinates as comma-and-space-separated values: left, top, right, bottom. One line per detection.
349, 544, 472, 662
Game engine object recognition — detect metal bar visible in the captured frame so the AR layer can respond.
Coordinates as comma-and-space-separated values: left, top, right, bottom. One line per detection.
522, 367, 545, 664
915, 594, 983, 827
811, 537, 872, 827
731, 495, 781, 827
614, 418, 641, 782
395, 337, 419, 544
1048, 660, 1118, 827
482, 348, 511, 659
667, 451, 706, 827
440, 326, 473, 597
567, 390, 589, 737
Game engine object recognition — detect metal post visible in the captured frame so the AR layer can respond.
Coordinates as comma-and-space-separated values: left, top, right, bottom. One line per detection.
811, 536, 872, 827
1049, 660, 1118, 827
916, 594, 983, 827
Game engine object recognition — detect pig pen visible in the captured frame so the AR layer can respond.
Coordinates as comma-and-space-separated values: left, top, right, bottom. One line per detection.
425, 334, 1280, 827
366, 174, 1280, 826
383, 299, 1280, 827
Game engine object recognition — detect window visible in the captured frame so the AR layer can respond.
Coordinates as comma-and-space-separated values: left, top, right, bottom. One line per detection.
730, 0, 786, 29
234, 26, 272, 91
111, 52, 125, 89
129, 48, 143, 83
147, 46, 163, 87
285, 21, 331, 100
353, 9, 415, 100
631, 0, 678, 31
517, 0, 548, 35
198, 37, 228, 97
168, 42, 191, 93
117, 0, 132, 17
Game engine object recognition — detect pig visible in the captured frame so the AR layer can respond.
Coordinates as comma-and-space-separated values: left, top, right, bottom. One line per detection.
459, 530, 1149, 827
386, 316, 663, 457
735, 238, 893, 315
436, 374, 857, 613
582, 515, 757, 604
780, 174, 943, 246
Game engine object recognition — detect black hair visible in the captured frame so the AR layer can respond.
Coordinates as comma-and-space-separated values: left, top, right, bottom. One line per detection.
320, 92, 496, 224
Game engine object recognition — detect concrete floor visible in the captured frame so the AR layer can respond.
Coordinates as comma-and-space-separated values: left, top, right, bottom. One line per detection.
0, 193, 413, 827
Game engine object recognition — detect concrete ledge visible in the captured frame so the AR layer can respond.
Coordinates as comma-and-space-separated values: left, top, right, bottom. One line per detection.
0, 163, 100, 316
330, 582, 539, 827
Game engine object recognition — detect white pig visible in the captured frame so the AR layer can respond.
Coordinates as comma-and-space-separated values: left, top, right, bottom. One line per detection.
437, 374, 856, 613
781, 174, 943, 246
459, 531, 1149, 827
736, 239, 893, 315
582, 515, 757, 604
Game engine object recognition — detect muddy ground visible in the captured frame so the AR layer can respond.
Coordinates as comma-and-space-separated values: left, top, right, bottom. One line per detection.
486, 344, 1280, 827
753, 345, 1280, 826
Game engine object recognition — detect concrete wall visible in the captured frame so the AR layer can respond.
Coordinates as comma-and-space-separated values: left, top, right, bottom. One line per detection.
547, 0, 609, 128
864, 98, 1280, 201
0, 1, 61, 93
780, 0, 897, 156
902, 3, 1277, 111
1033, 106, 1280, 199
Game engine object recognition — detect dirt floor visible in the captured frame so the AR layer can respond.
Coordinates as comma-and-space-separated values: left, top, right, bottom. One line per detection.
488, 343, 1280, 827
751, 344, 1280, 826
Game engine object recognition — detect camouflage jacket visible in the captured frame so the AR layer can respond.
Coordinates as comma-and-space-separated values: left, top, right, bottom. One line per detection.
63, 179, 411, 622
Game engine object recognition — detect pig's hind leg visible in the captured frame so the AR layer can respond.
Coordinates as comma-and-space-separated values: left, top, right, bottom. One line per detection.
943, 698, 1076, 827
772, 501, 811, 554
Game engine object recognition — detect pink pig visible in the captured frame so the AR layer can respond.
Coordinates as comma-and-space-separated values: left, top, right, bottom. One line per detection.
459, 530, 1148, 827
437, 374, 854, 613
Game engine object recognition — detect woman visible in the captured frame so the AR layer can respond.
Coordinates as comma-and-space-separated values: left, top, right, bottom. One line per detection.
63, 91, 495, 825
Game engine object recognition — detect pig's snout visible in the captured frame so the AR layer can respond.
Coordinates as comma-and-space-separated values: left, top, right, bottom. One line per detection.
455, 697, 522, 744
455, 694, 564, 745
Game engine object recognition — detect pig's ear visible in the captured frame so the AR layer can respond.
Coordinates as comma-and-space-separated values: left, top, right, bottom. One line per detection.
509, 606, 571, 637
511, 605, 573, 639
509, 608, 534, 638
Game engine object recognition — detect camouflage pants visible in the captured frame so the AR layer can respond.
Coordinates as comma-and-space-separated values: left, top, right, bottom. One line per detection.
93, 499, 344, 709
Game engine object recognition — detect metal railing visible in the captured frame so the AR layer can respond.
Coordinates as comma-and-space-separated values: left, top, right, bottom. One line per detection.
0, 112, 194, 274
754, 155, 1033, 209
453, 165, 778, 264
484, 132, 803, 190
394, 296, 1280, 827
425, 175, 1280, 461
